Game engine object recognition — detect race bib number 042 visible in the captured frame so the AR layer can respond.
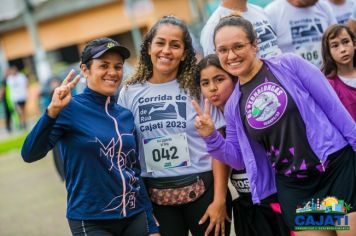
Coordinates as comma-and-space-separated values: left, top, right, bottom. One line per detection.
143, 133, 191, 172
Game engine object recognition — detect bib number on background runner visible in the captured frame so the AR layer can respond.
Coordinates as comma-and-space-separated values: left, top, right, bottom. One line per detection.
295, 42, 322, 67
143, 133, 191, 172
231, 171, 250, 194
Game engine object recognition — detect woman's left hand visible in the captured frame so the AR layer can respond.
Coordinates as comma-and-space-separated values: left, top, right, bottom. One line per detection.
199, 199, 230, 236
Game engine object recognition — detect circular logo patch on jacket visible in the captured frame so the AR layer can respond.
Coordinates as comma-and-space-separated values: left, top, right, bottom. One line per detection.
245, 82, 287, 129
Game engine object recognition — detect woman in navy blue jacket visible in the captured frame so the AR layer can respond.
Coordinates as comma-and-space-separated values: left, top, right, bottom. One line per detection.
21, 38, 159, 236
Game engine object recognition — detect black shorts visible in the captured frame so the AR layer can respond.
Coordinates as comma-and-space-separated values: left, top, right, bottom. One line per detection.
276, 145, 356, 229
232, 194, 291, 236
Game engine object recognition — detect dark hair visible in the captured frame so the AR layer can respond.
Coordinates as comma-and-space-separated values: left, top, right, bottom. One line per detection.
195, 54, 237, 88
213, 14, 257, 47
321, 24, 356, 76
125, 15, 199, 98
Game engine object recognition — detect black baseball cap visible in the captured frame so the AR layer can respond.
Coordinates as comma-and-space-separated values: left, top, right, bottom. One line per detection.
81, 38, 130, 64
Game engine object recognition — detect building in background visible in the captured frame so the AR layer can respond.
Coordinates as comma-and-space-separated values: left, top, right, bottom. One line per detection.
0, 0, 208, 122
0, 0, 198, 81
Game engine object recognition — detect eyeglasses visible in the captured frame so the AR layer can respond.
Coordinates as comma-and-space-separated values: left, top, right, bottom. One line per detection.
215, 42, 251, 57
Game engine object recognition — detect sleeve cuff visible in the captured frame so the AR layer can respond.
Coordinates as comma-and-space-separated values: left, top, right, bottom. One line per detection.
146, 210, 159, 234
203, 129, 224, 150
44, 109, 58, 122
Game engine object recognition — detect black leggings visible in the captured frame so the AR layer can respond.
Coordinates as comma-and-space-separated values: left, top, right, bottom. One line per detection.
68, 211, 149, 236
2, 101, 11, 132
152, 183, 232, 236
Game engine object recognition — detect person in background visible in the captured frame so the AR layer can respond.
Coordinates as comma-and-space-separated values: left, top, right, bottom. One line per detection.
347, 2, 356, 35
190, 31, 205, 62
265, 0, 337, 67
324, 0, 354, 24
21, 37, 160, 236
193, 15, 356, 236
321, 24, 356, 121
196, 54, 292, 236
7, 65, 28, 130
0, 69, 13, 133
119, 16, 232, 236
200, 0, 280, 59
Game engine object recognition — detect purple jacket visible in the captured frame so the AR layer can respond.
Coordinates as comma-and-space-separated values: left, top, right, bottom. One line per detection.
204, 53, 356, 204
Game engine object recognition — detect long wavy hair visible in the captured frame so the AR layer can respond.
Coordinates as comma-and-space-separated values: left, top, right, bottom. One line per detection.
321, 24, 356, 76
125, 15, 199, 98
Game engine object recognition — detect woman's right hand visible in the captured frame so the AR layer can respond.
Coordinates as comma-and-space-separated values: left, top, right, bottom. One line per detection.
47, 70, 80, 118
192, 98, 216, 138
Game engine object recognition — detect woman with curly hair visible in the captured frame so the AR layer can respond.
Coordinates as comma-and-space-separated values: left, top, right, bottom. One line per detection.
119, 16, 232, 236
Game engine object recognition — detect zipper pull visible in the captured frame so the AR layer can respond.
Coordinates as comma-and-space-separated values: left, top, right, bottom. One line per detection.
320, 160, 325, 172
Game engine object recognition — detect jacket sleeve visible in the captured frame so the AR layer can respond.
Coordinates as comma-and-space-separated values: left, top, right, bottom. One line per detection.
138, 177, 159, 234
293, 56, 356, 150
203, 107, 245, 170
132, 130, 159, 234
21, 109, 68, 163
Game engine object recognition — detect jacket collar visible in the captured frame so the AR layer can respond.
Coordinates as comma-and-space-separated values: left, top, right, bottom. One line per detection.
83, 87, 117, 106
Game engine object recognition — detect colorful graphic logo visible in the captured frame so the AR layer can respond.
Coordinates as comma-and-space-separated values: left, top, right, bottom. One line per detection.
294, 197, 351, 231
245, 81, 287, 129
138, 102, 186, 124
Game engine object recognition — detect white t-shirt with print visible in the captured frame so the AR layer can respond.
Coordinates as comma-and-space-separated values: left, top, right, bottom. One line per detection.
118, 80, 225, 178
323, 0, 354, 24
200, 3, 281, 59
265, 0, 337, 67
7, 72, 28, 103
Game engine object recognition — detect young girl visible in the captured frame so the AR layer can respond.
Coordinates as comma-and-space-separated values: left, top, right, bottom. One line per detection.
196, 54, 291, 236
193, 15, 356, 236
322, 24, 356, 121
118, 16, 232, 236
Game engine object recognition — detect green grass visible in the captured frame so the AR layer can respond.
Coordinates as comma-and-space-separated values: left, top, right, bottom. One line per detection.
0, 133, 28, 154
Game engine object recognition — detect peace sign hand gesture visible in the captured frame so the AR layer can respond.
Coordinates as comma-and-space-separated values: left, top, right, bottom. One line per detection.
47, 69, 81, 118
192, 98, 216, 138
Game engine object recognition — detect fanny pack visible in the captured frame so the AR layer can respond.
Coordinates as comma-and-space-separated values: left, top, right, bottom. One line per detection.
144, 171, 213, 206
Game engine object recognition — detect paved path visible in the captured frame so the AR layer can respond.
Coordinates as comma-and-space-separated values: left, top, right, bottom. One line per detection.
0, 150, 70, 236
